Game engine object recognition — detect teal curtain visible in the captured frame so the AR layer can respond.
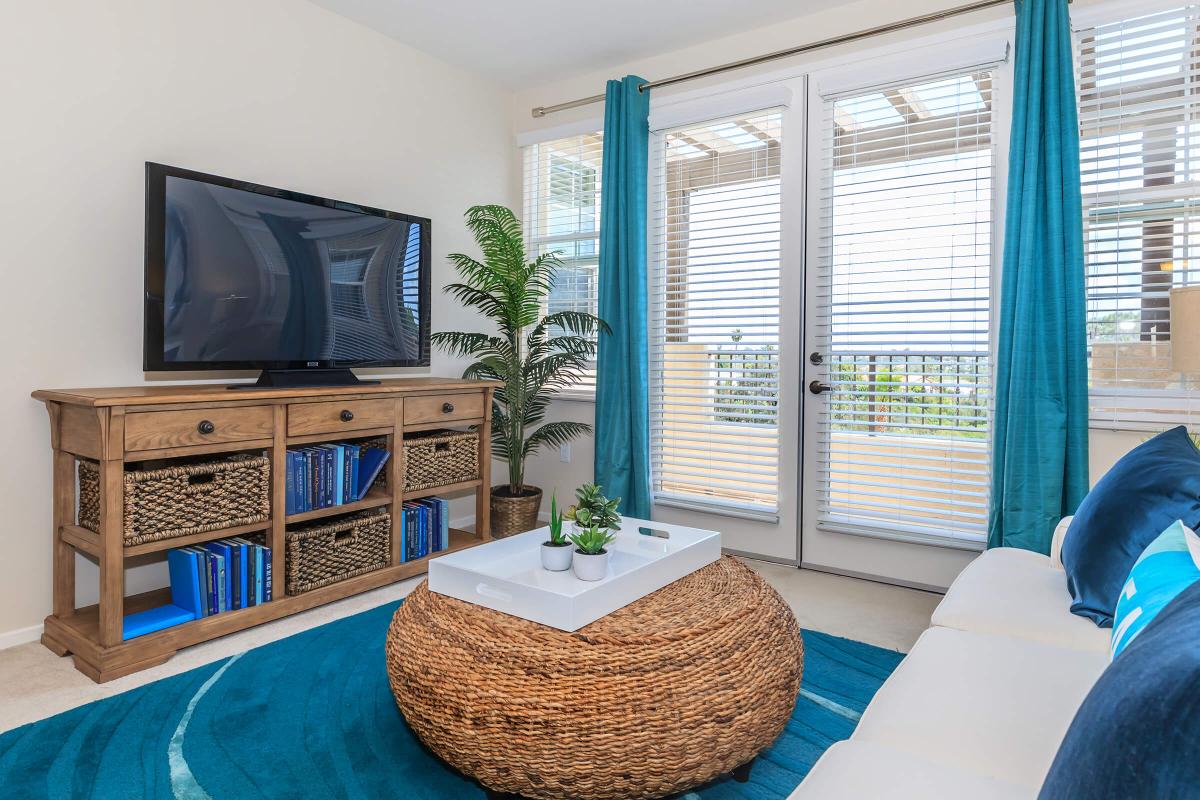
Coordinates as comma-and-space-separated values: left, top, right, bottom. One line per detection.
989, 0, 1089, 552
595, 75, 652, 519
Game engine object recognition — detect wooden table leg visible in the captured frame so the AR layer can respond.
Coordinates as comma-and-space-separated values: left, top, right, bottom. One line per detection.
51, 449, 76, 620
97, 407, 126, 649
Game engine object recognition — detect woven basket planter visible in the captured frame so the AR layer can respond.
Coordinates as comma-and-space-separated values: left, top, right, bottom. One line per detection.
78, 454, 270, 546
285, 509, 390, 595
386, 556, 804, 800
402, 429, 478, 491
490, 486, 542, 537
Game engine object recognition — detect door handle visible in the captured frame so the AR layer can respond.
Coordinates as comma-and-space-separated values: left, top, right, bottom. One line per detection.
809, 380, 832, 395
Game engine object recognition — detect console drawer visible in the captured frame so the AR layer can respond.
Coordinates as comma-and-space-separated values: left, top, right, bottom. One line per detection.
287, 398, 395, 436
404, 393, 486, 426
124, 406, 274, 452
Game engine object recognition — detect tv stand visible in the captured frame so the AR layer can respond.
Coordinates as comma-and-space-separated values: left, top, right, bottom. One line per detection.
229, 368, 381, 391
32, 377, 497, 682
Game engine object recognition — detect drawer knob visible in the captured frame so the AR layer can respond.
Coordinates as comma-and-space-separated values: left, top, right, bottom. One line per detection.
340, 409, 355, 422
442, 402, 455, 414
197, 420, 215, 435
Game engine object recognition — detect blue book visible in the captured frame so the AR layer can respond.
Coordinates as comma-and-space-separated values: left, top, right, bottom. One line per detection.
205, 543, 231, 612
306, 448, 317, 511
184, 547, 210, 618
349, 446, 360, 501
342, 445, 354, 504
295, 450, 309, 512
123, 604, 194, 640
262, 547, 273, 602
285, 452, 296, 515
205, 552, 222, 614
417, 503, 427, 561
254, 545, 265, 604
357, 448, 391, 500
167, 549, 203, 620
327, 447, 337, 506
415, 499, 439, 553
402, 504, 414, 560
306, 448, 322, 509
398, 506, 407, 563
334, 445, 345, 505
437, 498, 450, 551
235, 540, 249, 609
320, 444, 344, 506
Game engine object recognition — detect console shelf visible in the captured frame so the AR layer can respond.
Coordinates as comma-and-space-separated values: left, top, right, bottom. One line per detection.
33, 378, 497, 682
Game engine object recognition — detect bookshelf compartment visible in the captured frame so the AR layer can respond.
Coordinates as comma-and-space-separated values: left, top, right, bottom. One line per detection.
78, 453, 270, 546
285, 509, 391, 596
403, 429, 479, 491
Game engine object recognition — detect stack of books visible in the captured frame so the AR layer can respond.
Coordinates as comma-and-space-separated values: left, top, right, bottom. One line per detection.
123, 538, 273, 640
168, 538, 272, 618
401, 498, 450, 562
285, 443, 390, 514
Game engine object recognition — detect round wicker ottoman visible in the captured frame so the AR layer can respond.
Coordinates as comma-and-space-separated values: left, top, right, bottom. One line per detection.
385, 556, 804, 800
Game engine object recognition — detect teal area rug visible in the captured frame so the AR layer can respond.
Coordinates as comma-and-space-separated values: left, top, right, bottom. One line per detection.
0, 601, 903, 799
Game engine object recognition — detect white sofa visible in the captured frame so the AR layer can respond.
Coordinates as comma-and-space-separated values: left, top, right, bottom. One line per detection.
790, 517, 1110, 799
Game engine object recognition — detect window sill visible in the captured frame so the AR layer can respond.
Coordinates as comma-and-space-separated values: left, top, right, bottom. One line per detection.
551, 389, 596, 403
654, 495, 780, 524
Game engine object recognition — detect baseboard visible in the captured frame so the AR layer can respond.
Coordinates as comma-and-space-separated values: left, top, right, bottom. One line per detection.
0, 622, 44, 652
800, 561, 947, 595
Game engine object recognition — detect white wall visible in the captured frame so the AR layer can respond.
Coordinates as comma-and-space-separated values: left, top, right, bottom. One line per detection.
508, 0, 1130, 591
0, 0, 513, 642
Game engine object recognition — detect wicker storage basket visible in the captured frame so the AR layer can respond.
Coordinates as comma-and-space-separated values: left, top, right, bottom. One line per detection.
403, 429, 478, 491
77, 454, 270, 546
285, 509, 391, 595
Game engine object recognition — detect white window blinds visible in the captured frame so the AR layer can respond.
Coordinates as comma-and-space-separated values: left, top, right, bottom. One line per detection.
522, 132, 604, 390
814, 68, 995, 544
1077, 6, 1200, 429
649, 109, 784, 515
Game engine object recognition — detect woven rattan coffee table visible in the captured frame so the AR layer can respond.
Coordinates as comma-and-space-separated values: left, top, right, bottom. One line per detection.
386, 556, 804, 800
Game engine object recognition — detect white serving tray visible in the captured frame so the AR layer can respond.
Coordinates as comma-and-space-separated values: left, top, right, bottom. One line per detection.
427, 517, 721, 631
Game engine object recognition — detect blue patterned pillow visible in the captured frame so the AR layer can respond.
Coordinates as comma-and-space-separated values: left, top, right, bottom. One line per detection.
1111, 520, 1200, 660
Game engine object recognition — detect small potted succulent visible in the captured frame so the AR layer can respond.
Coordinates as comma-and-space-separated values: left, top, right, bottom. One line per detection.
566, 482, 622, 536
569, 525, 617, 582
541, 492, 572, 572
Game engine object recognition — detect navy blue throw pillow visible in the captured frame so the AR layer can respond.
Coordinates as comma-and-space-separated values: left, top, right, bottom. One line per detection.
1063, 426, 1200, 626
1039, 579, 1200, 799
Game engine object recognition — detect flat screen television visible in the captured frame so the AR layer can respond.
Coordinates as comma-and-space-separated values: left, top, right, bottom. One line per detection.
144, 162, 430, 388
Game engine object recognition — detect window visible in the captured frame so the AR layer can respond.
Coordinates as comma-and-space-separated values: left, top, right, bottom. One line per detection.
649, 109, 784, 515
814, 68, 996, 544
1078, 6, 1200, 428
522, 132, 604, 390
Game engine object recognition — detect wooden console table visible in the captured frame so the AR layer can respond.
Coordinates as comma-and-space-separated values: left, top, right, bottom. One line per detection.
32, 378, 496, 682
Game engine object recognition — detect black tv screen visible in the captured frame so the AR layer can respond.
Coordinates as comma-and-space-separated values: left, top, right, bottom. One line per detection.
144, 163, 430, 372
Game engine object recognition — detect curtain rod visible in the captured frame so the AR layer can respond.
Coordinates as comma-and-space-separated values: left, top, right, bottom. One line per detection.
530, 0, 1018, 118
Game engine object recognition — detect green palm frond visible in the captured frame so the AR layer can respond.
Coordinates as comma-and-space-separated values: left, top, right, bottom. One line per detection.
433, 204, 608, 492
523, 421, 593, 459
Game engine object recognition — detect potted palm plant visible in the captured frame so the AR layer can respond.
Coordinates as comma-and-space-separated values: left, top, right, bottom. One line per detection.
541, 492, 572, 571
432, 205, 608, 536
569, 525, 617, 582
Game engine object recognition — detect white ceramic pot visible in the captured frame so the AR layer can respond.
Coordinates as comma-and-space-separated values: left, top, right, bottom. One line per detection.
571, 549, 610, 581
541, 541, 573, 571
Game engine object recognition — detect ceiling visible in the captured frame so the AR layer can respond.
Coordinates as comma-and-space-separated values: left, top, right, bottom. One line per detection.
308, 0, 835, 89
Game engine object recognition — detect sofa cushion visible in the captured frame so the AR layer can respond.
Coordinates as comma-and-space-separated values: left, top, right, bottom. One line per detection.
789, 740, 1026, 800
1063, 425, 1200, 627
851, 627, 1108, 790
932, 547, 1109, 654
1110, 520, 1200, 659
1039, 580, 1200, 799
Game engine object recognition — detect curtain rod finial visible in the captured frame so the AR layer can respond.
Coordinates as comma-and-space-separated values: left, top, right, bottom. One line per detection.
531, 107, 547, 118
